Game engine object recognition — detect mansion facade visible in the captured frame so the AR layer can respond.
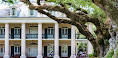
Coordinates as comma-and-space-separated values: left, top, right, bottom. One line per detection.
0, 2, 93, 58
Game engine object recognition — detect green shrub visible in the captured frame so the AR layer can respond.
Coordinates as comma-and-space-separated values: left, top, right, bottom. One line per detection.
88, 54, 94, 57
105, 49, 114, 58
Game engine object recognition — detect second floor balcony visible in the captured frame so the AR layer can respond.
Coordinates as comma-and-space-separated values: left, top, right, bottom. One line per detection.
9, 34, 21, 39
59, 34, 71, 39
26, 34, 38, 39
0, 34, 87, 40
26, 34, 54, 39
42, 34, 54, 39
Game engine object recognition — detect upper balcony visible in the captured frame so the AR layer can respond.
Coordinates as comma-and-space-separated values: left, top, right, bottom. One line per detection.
9, 34, 21, 39
0, 23, 81, 40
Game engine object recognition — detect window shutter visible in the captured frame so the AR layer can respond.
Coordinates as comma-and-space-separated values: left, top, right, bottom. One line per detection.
59, 46, 61, 57
11, 28, 14, 39
20, 28, 21, 39
59, 28, 61, 39
45, 28, 47, 39
68, 28, 71, 39
68, 46, 71, 57
11, 46, 14, 57
20, 46, 21, 56
44, 46, 47, 57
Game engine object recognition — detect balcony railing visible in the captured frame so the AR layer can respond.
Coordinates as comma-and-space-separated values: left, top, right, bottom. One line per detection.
26, 34, 38, 39
14, 34, 21, 39
76, 34, 86, 39
0, 34, 5, 38
9, 34, 21, 39
60, 34, 71, 39
42, 34, 54, 39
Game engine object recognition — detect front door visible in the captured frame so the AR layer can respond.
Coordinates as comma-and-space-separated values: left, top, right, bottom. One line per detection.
28, 45, 38, 57
61, 44, 68, 57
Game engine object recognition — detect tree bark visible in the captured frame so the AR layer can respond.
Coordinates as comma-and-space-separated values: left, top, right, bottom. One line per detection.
20, 0, 111, 57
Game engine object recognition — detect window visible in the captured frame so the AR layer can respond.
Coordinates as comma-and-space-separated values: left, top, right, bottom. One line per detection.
48, 28, 53, 34
0, 27, 5, 35
15, 47, 17, 53
62, 44, 68, 54
12, 8, 15, 15
0, 45, 4, 53
14, 28, 20, 34
62, 28, 68, 35
14, 46, 20, 54
47, 28, 54, 35
30, 10, 35, 16
10, 7, 17, 16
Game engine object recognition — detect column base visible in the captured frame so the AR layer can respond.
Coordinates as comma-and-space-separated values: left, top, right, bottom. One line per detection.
37, 55, 43, 58
20, 55, 26, 58
3, 55, 9, 58
54, 55, 60, 58
70, 55, 76, 58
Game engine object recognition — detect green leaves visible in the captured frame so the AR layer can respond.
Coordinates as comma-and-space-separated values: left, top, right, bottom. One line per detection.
47, 0, 107, 22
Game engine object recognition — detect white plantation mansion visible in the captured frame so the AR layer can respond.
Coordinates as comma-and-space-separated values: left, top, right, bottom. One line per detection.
0, 1, 93, 58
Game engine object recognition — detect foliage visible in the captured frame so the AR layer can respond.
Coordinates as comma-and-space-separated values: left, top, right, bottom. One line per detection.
78, 43, 87, 51
47, 0, 107, 22
79, 34, 86, 39
88, 54, 94, 57
2, 0, 107, 22
105, 49, 114, 58
88, 54, 100, 58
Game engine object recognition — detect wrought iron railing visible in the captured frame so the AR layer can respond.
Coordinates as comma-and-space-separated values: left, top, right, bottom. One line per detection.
0, 34, 5, 38
9, 34, 21, 39
59, 34, 71, 39
14, 34, 20, 39
42, 34, 54, 39
26, 34, 38, 39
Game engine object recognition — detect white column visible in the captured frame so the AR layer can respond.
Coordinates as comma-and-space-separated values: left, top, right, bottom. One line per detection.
54, 23, 59, 58
20, 23, 26, 58
70, 25, 76, 58
37, 23, 43, 58
87, 24, 93, 54
4, 23, 9, 58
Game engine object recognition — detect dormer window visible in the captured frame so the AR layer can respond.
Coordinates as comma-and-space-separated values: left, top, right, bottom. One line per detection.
10, 7, 17, 17
29, 10, 35, 16
12, 8, 15, 15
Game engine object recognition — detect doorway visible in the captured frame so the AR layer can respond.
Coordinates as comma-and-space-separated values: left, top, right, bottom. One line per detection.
28, 45, 38, 57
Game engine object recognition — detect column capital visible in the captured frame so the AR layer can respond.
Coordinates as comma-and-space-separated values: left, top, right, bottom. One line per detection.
5, 23, 9, 24
21, 23, 26, 24
55, 23, 59, 25
38, 23, 42, 24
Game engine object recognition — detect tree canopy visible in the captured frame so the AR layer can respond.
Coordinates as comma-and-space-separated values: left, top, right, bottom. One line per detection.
2, 0, 118, 57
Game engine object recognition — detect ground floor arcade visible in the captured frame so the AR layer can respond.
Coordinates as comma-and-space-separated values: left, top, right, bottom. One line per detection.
0, 40, 93, 58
